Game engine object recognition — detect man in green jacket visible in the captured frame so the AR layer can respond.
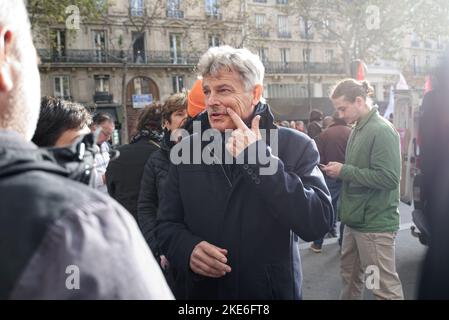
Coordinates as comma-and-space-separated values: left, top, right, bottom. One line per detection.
322, 79, 404, 300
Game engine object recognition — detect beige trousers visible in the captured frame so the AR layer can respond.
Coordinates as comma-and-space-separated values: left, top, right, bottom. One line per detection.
340, 226, 404, 300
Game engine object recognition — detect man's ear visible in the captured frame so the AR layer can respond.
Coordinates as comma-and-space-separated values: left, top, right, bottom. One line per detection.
0, 28, 14, 93
355, 96, 365, 108
251, 84, 263, 106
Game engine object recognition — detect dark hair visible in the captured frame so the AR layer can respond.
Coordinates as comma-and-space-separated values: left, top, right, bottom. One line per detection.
32, 96, 92, 147
331, 78, 374, 102
309, 109, 323, 122
332, 111, 347, 126
92, 112, 114, 125
136, 103, 163, 132
161, 92, 188, 124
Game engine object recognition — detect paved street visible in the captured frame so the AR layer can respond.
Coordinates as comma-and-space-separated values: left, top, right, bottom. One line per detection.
299, 202, 427, 300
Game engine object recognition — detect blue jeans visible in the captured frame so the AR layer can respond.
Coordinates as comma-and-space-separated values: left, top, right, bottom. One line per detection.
314, 176, 342, 247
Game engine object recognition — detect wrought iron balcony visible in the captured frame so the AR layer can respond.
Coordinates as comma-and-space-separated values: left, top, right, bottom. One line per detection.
277, 31, 292, 39
264, 61, 345, 74
255, 28, 270, 37
130, 6, 145, 17
166, 9, 184, 19
38, 49, 200, 66
93, 92, 113, 103
205, 10, 222, 20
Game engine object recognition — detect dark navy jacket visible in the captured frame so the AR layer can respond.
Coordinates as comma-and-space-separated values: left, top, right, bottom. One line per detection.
156, 103, 333, 299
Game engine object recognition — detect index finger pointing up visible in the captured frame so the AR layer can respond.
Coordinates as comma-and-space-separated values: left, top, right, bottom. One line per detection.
227, 108, 248, 130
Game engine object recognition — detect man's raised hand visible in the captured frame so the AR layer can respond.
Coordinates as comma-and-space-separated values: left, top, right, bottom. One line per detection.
226, 107, 261, 158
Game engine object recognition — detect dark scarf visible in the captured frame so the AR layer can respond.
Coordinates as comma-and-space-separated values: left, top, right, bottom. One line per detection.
130, 129, 162, 145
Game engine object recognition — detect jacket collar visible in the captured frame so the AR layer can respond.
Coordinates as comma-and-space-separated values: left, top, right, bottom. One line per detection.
355, 106, 378, 131
0, 130, 39, 170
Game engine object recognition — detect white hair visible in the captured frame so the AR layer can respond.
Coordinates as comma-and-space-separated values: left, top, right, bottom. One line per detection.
197, 45, 265, 92
0, 0, 40, 140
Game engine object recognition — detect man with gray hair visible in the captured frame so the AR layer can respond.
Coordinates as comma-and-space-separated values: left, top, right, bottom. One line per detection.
0, 0, 172, 299
156, 45, 333, 299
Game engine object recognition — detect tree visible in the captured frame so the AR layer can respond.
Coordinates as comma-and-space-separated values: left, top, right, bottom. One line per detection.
406, 0, 449, 40
27, 0, 108, 30
288, 0, 415, 75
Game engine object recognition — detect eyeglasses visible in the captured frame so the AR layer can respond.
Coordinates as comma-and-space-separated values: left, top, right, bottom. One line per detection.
101, 128, 113, 138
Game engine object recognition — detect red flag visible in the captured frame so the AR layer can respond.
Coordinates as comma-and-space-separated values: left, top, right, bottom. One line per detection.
424, 76, 432, 94
357, 62, 365, 81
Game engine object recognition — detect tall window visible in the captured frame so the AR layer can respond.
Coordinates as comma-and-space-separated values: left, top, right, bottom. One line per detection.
276, 0, 288, 4
209, 35, 220, 47
93, 30, 106, 62
303, 48, 312, 62
277, 15, 290, 38
280, 48, 289, 64
411, 33, 420, 47
170, 33, 183, 63
255, 14, 265, 28
299, 16, 314, 39
322, 19, 335, 39
172, 75, 184, 93
167, 0, 183, 18
130, 0, 144, 16
50, 29, 66, 59
205, 0, 220, 18
325, 49, 334, 63
412, 55, 419, 74
257, 47, 268, 62
322, 84, 333, 97
94, 75, 110, 93
255, 14, 268, 36
54, 76, 70, 99
132, 32, 145, 63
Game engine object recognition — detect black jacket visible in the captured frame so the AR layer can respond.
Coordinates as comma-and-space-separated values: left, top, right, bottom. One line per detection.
106, 134, 161, 220
307, 121, 322, 139
156, 103, 333, 300
418, 90, 449, 299
0, 131, 172, 299
138, 132, 172, 257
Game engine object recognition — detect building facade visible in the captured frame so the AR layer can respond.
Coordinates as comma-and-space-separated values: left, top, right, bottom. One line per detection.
32, 0, 445, 143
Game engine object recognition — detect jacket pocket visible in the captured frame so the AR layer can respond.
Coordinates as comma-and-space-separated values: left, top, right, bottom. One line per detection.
341, 191, 368, 226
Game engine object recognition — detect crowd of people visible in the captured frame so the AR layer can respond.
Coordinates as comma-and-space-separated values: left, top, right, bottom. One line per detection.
1, 0, 448, 300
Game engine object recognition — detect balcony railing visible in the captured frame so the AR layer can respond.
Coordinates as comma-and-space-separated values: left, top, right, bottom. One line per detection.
93, 92, 113, 103
166, 9, 184, 19
130, 6, 145, 17
255, 28, 270, 37
205, 10, 222, 20
277, 31, 292, 38
38, 49, 201, 65
264, 61, 345, 74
